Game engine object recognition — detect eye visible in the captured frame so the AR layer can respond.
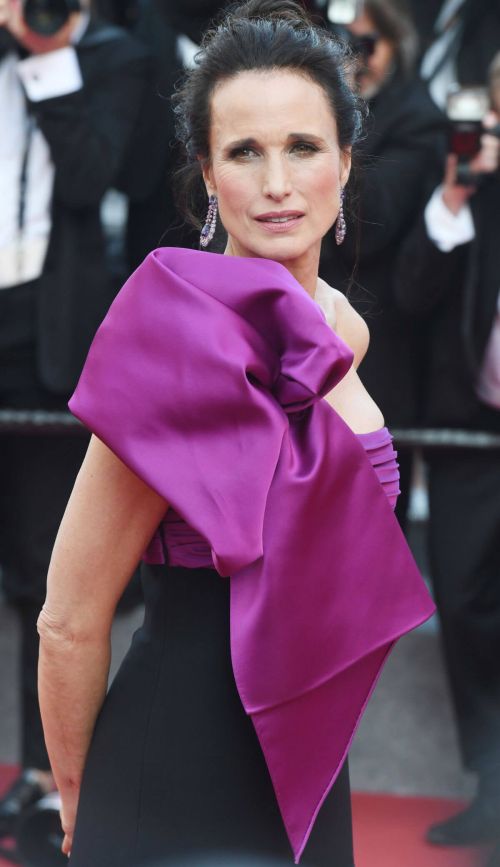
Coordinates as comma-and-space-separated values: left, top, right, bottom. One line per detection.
290, 141, 319, 155
229, 146, 259, 160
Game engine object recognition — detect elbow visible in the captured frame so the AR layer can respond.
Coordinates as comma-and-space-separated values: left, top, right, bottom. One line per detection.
37, 606, 74, 646
37, 605, 109, 648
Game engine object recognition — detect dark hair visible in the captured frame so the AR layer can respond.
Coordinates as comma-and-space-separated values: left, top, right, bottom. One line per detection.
172, 0, 366, 230
363, 0, 419, 76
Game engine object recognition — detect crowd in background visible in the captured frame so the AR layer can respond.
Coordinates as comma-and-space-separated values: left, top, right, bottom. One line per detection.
0, 0, 499, 864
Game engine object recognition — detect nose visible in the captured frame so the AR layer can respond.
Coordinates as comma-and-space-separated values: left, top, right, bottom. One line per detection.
261, 153, 292, 201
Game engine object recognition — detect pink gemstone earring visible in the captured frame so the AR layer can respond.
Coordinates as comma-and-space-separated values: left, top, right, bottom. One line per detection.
200, 194, 218, 248
335, 187, 347, 245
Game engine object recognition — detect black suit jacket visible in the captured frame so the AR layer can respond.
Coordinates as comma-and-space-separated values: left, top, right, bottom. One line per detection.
418, 0, 500, 84
27, 18, 152, 393
124, 0, 223, 270
321, 73, 446, 426
408, 0, 442, 48
394, 175, 500, 428
454, 0, 500, 85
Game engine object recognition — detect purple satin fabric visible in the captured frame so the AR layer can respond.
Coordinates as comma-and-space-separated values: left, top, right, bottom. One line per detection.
69, 247, 435, 863
145, 426, 400, 568
357, 426, 401, 510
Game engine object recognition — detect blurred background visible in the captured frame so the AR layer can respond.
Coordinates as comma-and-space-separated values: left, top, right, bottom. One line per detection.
0, 0, 499, 865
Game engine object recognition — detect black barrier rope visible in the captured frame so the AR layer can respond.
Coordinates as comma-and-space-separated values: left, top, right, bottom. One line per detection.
0, 409, 84, 435
391, 427, 500, 450
0, 409, 500, 448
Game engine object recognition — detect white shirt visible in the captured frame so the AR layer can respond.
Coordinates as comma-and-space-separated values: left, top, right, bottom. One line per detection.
425, 187, 500, 410
0, 17, 88, 289
176, 33, 199, 70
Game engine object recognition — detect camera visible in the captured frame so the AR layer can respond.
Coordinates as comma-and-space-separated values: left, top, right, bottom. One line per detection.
447, 85, 500, 186
21, 0, 81, 36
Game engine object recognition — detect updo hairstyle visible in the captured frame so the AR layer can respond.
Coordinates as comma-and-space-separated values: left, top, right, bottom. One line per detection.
172, 0, 366, 229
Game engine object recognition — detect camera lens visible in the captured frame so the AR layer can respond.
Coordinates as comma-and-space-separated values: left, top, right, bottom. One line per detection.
22, 0, 71, 36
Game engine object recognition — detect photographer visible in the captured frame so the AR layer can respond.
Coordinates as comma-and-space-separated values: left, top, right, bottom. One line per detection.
394, 55, 500, 865
0, 0, 151, 840
124, 0, 224, 270
319, 0, 446, 528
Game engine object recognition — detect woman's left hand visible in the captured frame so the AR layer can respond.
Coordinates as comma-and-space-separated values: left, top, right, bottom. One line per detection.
60, 787, 80, 857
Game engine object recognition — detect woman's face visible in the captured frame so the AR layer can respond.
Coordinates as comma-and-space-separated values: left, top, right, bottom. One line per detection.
203, 69, 351, 275
346, 12, 395, 99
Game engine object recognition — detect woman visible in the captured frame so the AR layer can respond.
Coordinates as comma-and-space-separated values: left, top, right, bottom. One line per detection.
37, 2, 435, 865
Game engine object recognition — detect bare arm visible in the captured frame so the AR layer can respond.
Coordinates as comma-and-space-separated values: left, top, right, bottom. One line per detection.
37, 435, 168, 853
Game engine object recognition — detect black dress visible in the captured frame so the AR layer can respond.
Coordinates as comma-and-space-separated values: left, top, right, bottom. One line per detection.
69, 563, 355, 866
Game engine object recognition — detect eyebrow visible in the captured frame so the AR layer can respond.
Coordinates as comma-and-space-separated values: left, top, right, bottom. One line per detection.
224, 132, 327, 151
224, 137, 259, 152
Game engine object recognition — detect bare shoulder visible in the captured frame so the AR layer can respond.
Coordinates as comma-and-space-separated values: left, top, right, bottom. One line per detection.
320, 281, 370, 367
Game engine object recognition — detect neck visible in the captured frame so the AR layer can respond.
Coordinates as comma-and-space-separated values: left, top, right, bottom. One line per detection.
224, 239, 320, 300
281, 256, 319, 299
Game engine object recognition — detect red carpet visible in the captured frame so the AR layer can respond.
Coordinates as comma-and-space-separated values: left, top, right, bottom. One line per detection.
0, 766, 20, 867
0, 765, 494, 866
352, 793, 493, 867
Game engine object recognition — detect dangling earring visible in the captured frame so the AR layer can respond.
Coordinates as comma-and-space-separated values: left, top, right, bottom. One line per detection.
335, 187, 346, 245
200, 194, 218, 248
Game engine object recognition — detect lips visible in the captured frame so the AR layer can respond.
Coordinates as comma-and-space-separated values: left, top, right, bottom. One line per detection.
255, 211, 304, 222
254, 211, 305, 234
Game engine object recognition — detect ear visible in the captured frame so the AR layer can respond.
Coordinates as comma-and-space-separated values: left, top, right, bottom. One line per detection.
340, 147, 352, 188
200, 157, 216, 197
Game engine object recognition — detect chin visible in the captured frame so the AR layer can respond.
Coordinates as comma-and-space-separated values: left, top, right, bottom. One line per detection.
242, 233, 315, 264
